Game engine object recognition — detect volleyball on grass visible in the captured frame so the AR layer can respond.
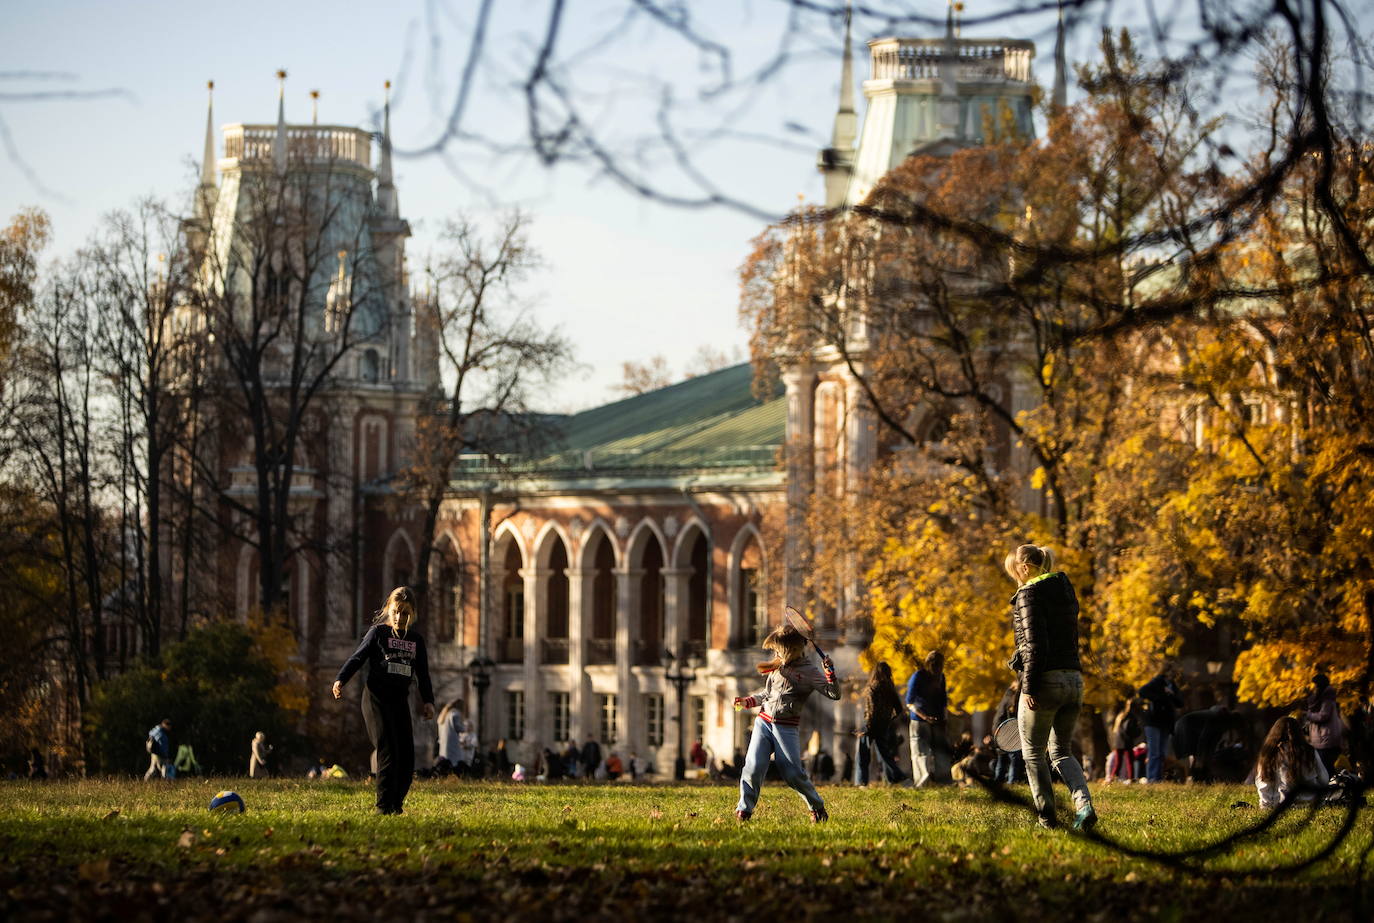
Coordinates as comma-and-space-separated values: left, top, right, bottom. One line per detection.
208, 791, 245, 813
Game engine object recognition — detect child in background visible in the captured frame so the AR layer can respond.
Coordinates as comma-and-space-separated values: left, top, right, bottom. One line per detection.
733, 625, 840, 822
333, 586, 435, 815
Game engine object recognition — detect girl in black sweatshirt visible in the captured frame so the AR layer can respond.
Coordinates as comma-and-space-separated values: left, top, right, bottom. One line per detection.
333, 586, 435, 814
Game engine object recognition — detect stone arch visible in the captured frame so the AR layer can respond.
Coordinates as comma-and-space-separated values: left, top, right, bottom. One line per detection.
492, 523, 527, 663
627, 519, 667, 665
533, 522, 572, 662
729, 524, 767, 648
573, 516, 621, 571
583, 523, 618, 663
672, 520, 712, 654
533, 520, 574, 571
429, 531, 463, 644
382, 528, 417, 595
625, 518, 668, 568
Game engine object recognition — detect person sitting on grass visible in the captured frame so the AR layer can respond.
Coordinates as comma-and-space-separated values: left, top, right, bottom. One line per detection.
1255, 715, 1330, 809
733, 624, 840, 823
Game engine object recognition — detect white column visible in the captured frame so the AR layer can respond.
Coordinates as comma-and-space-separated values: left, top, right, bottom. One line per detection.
520, 566, 542, 758
660, 567, 691, 658
614, 566, 643, 752
567, 566, 592, 744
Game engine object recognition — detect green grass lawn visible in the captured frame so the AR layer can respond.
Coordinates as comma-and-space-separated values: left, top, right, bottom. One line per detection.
0, 777, 1368, 921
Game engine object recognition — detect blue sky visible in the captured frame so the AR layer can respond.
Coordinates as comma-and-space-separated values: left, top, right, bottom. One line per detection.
1, 0, 1103, 411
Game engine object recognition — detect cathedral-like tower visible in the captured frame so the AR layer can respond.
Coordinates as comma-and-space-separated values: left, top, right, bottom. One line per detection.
189, 75, 438, 667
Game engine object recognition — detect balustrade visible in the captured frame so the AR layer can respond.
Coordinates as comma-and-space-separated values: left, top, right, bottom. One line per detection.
221, 124, 374, 170
868, 38, 1034, 84
541, 638, 570, 665
496, 636, 524, 663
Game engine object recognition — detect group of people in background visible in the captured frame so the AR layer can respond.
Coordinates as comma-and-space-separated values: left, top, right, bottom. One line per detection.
119, 562, 1368, 828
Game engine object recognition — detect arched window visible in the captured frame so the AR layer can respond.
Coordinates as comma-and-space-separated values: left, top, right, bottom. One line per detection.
588, 531, 616, 665
433, 552, 461, 644
685, 530, 709, 657
499, 542, 524, 663
735, 534, 766, 647
637, 535, 664, 665
543, 535, 570, 664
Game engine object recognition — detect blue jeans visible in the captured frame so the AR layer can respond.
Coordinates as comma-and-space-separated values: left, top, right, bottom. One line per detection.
994, 750, 1025, 783
1145, 726, 1170, 782
854, 731, 907, 785
1018, 670, 1092, 817
737, 717, 824, 815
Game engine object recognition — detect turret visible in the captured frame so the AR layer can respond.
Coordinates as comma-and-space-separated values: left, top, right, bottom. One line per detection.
817, 4, 857, 210
196, 81, 217, 222
843, 20, 1037, 204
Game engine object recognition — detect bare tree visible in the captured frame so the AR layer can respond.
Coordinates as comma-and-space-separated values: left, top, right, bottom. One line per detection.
191, 143, 399, 625
87, 200, 207, 657
401, 211, 573, 626
12, 254, 115, 713
613, 354, 673, 397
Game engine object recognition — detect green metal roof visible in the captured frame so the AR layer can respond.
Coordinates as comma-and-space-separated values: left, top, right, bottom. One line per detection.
453, 362, 784, 481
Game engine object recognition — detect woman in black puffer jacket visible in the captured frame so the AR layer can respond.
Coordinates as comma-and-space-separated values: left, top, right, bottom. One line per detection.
1005, 544, 1097, 831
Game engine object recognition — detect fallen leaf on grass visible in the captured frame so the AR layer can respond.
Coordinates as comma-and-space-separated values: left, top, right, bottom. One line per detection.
262, 827, 274, 838
177, 829, 195, 848
77, 860, 110, 883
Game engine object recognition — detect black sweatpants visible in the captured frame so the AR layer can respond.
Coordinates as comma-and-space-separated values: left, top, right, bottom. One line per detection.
362, 689, 414, 812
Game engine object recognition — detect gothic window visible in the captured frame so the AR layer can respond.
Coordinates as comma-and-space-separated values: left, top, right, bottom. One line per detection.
588, 532, 616, 665
434, 556, 461, 644
637, 535, 665, 665
734, 533, 766, 648
685, 530, 709, 655
543, 535, 570, 664
500, 542, 524, 663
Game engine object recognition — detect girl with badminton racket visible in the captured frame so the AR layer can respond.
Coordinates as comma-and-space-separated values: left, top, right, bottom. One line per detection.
1005, 545, 1096, 831
732, 608, 839, 822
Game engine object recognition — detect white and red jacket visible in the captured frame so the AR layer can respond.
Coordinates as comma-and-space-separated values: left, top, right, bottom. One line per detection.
739, 658, 840, 726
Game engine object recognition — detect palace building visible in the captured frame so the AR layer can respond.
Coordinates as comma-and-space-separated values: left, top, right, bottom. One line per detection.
191, 13, 1056, 771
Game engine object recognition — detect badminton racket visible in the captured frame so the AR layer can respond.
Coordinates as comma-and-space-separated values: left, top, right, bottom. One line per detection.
783, 605, 827, 660
993, 718, 1022, 753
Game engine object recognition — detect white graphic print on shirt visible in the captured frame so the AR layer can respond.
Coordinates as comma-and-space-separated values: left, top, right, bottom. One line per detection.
384, 636, 416, 677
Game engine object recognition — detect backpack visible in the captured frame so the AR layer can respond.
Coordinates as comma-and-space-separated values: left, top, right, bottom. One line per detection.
1323, 770, 1367, 808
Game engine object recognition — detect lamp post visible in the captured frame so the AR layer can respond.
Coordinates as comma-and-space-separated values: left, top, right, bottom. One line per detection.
468, 656, 495, 752
663, 644, 701, 781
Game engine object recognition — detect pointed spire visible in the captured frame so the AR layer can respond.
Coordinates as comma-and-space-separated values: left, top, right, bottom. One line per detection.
817, 3, 859, 209
830, 1, 856, 152
1052, 0, 1068, 111
200, 80, 217, 189
195, 80, 218, 223
377, 80, 399, 218
936, 0, 961, 140
272, 69, 288, 175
